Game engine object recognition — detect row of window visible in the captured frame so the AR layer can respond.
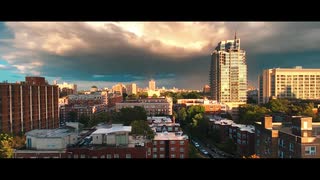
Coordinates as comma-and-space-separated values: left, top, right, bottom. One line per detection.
153, 140, 185, 145
153, 154, 184, 158
73, 154, 131, 159
152, 147, 185, 152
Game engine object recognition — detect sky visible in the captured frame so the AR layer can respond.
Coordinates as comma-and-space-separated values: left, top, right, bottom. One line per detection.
1, 22, 320, 90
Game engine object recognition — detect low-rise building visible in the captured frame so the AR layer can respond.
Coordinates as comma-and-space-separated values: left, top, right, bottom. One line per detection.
116, 97, 173, 115
255, 116, 320, 158
14, 128, 77, 158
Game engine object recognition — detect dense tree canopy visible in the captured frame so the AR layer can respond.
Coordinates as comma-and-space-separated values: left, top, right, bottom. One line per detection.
130, 120, 155, 140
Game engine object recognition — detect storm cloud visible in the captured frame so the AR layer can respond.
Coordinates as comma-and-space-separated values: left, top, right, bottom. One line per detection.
1, 22, 320, 90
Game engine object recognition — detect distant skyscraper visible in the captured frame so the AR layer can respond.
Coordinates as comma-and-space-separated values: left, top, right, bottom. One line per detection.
149, 79, 156, 91
210, 33, 247, 103
126, 83, 137, 95
258, 66, 320, 104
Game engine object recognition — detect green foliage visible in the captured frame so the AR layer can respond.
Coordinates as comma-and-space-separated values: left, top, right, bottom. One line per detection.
265, 99, 289, 113
160, 91, 203, 104
177, 107, 187, 124
68, 111, 78, 122
152, 94, 158, 98
130, 120, 155, 140
238, 104, 269, 124
116, 106, 147, 125
0, 134, 26, 158
79, 112, 111, 128
127, 94, 138, 100
187, 105, 205, 120
122, 93, 128, 100
136, 92, 148, 99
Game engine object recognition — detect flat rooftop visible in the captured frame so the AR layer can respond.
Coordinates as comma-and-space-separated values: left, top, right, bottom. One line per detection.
154, 132, 188, 141
92, 125, 132, 135
26, 129, 72, 138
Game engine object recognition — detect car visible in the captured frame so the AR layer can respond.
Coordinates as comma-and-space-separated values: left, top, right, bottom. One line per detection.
200, 149, 209, 155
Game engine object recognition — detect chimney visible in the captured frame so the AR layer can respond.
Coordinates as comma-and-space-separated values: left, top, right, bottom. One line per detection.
262, 115, 272, 129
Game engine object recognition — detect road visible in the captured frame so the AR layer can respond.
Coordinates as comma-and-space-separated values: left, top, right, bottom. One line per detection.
191, 138, 235, 158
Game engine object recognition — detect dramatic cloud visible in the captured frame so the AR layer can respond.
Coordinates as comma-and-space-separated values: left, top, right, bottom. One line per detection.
1, 22, 320, 89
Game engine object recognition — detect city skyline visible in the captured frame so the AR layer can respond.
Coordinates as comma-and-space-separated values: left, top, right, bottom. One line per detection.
1, 22, 320, 90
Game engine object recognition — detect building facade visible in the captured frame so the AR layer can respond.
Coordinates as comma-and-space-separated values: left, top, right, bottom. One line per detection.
126, 83, 137, 95
57, 82, 77, 97
210, 34, 247, 104
149, 79, 156, 91
255, 116, 320, 158
258, 66, 320, 104
116, 97, 173, 116
0, 77, 59, 134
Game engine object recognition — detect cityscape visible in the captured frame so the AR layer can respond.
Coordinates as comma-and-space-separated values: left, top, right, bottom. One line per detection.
1, 22, 320, 158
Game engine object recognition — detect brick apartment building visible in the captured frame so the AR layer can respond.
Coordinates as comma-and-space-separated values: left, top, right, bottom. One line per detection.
147, 132, 189, 159
0, 77, 59, 134
177, 98, 223, 114
255, 116, 320, 158
211, 118, 255, 157
116, 97, 173, 116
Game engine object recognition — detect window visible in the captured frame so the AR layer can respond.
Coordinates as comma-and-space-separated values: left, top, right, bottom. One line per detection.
278, 150, 284, 158
170, 141, 176, 144
153, 141, 157, 145
180, 141, 184, 145
303, 121, 308, 129
180, 147, 184, 153
289, 143, 294, 152
170, 154, 176, 158
160, 147, 164, 151
107, 154, 112, 159
100, 155, 105, 159
160, 141, 164, 145
73, 154, 78, 159
153, 148, 157, 152
92, 156, 97, 159
114, 154, 119, 158
180, 154, 184, 159
305, 146, 316, 155
159, 154, 165, 158
126, 154, 131, 159
170, 147, 176, 152
153, 154, 157, 158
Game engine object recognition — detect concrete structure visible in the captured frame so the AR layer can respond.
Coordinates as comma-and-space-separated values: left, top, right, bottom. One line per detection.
210, 34, 247, 103
255, 116, 320, 158
209, 34, 247, 120
25, 129, 77, 150
57, 82, 77, 97
91, 125, 131, 145
112, 83, 126, 95
148, 116, 181, 133
258, 66, 320, 104
0, 77, 59, 134
177, 98, 224, 114
126, 83, 137, 95
116, 97, 173, 115
149, 79, 156, 91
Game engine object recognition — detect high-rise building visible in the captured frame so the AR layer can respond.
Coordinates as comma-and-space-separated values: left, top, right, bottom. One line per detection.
258, 66, 320, 104
209, 34, 247, 119
126, 83, 137, 95
112, 83, 126, 95
149, 79, 156, 91
0, 76, 59, 134
210, 33, 247, 103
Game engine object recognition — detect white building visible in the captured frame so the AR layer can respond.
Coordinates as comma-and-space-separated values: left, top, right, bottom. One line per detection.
126, 83, 137, 95
259, 66, 320, 104
25, 129, 78, 150
91, 124, 132, 145
57, 82, 77, 93
149, 79, 156, 91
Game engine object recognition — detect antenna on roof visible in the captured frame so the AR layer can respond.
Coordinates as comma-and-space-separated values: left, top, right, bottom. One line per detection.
234, 31, 237, 40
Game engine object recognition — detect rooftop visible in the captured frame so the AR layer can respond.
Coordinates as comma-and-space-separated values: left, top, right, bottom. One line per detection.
26, 129, 72, 138
92, 125, 132, 135
154, 132, 188, 141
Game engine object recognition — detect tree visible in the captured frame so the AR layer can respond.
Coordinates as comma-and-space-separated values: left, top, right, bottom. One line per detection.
265, 99, 289, 113
131, 120, 155, 139
137, 92, 148, 99
79, 114, 90, 127
152, 94, 158, 98
122, 93, 128, 100
117, 106, 147, 125
187, 105, 205, 120
177, 107, 187, 123
0, 134, 24, 158
68, 111, 78, 122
